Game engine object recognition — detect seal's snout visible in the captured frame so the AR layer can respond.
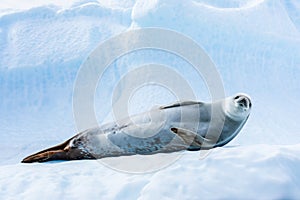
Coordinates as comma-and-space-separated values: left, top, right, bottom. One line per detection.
234, 94, 251, 110
237, 97, 249, 108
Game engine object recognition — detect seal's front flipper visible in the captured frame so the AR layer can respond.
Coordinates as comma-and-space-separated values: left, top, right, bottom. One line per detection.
170, 127, 214, 150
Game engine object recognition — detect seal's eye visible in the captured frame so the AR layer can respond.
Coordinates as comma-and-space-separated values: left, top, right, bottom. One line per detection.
249, 102, 252, 107
234, 96, 240, 100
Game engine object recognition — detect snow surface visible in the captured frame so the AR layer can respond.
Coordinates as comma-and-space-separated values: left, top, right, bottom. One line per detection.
0, 0, 300, 199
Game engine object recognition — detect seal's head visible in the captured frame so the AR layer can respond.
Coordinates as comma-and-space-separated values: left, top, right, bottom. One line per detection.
223, 93, 252, 121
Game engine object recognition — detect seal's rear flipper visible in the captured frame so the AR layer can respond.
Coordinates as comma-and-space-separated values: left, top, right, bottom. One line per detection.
21, 149, 68, 163
21, 136, 76, 163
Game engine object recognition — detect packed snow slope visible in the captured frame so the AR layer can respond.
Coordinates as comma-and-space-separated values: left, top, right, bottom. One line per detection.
0, 0, 300, 199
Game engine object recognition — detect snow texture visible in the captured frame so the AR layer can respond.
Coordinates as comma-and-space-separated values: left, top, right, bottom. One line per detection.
0, 0, 300, 199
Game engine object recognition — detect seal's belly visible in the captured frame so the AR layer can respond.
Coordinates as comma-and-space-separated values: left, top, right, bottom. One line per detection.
72, 104, 244, 158
81, 124, 188, 158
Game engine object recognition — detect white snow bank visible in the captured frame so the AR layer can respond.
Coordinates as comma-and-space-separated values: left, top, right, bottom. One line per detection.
1, 144, 300, 199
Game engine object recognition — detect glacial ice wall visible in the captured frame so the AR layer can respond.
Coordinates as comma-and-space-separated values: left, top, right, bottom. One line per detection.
0, 0, 300, 164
